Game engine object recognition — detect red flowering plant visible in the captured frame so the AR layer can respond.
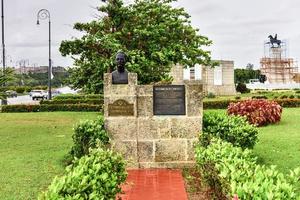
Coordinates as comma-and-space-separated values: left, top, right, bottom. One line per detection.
227, 100, 282, 126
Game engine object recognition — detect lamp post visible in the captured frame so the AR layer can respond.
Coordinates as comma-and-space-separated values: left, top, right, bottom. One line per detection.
37, 9, 52, 100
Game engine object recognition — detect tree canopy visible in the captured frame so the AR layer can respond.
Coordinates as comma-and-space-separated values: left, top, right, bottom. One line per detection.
60, 0, 214, 93
234, 64, 261, 84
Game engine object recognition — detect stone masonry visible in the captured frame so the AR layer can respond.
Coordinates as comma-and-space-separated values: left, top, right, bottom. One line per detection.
104, 73, 203, 168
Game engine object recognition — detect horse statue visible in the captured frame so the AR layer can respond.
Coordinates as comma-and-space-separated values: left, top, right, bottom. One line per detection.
268, 34, 281, 47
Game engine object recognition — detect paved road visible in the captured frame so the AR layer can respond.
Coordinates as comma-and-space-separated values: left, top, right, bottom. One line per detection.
7, 95, 39, 105
5, 87, 77, 105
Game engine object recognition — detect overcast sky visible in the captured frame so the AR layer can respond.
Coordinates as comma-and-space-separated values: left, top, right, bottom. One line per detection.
2, 0, 300, 69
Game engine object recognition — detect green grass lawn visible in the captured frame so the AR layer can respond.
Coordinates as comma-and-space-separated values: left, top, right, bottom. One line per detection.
0, 109, 299, 199
0, 112, 100, 200
253, 108, 300, 173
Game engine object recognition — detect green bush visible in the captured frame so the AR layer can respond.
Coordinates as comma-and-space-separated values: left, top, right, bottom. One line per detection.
202, 112, 258, 149
70, 116, 109, 159
25, 86, 33, 93
195, 138, 300, 200
236, 83, 250, 94
280, 95, 288, 99
289, 95, 295, 99
203, 99, 300, 109
15, 87, 26, 94
234, 96, 241, 100
39, 148, 127, 200
206, 92, 216, 99
34, 86, 48, 90
295, 90, 300, 94
203, 100, 239, 109
53, 94, 103, 100
41, 99, 103, 105
1, 104, 102, 113
275, 99, 300, 107
251, 95, 268, 99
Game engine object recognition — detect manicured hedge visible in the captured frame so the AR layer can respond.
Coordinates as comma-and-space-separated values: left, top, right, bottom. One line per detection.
196, 138, 300, 199
40, 99, 103, 105
53, 94, 103, 100
204, 99, 300, 109
1, 104, 102, 112
275, 99, 300, 107
203, 100, 238, 109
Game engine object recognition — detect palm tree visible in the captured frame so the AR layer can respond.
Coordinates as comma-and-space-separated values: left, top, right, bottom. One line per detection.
0, 68, 13, 100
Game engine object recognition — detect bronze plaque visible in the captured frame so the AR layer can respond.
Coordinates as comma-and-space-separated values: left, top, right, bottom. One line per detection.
153, 85, 186, 115
108, 99, 134, 116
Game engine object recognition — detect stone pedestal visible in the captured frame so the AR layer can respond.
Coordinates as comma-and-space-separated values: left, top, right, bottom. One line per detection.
104, 73, 203, 168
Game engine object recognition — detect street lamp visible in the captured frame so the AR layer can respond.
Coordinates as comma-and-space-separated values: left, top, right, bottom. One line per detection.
37, 9, 52, 100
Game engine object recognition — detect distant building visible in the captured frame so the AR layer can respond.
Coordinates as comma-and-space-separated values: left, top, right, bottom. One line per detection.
170, 60, 236, 96
12, 66, 67, 75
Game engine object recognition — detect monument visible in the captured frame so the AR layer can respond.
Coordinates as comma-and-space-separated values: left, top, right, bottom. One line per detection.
112, 52, 129, 84
104, 52, 203, 168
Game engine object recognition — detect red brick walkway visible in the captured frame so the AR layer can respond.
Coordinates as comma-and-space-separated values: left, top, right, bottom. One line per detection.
118, 169, 188, 200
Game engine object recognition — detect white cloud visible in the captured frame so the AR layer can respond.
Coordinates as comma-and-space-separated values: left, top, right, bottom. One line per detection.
1, 0, 300, 69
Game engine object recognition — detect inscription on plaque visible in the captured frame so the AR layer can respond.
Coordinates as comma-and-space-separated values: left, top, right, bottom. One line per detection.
108, 99, 134, 116
153, 85, 186, 115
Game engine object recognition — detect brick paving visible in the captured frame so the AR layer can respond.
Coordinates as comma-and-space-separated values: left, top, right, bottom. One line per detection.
118, 169, 188, 200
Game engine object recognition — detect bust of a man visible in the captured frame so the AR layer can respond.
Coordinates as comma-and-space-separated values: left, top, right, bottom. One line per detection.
112, 52, 128, 84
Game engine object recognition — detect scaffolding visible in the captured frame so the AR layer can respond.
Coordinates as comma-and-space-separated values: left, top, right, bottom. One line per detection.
260, 40, 298, 84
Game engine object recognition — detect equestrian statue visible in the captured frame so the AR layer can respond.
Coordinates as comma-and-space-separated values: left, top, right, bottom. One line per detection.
268, 34, 281, 47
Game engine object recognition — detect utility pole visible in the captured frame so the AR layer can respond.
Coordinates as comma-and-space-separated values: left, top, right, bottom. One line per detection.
1, 0, 5, 71
1, 0, 7, 105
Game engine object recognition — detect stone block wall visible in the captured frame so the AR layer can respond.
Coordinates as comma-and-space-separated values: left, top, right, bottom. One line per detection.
202, 60, 236, 96
171, 60, 236, 96
104, 73, 203, 168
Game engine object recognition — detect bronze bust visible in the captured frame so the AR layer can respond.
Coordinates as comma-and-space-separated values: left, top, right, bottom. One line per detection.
112, 52, 128, 84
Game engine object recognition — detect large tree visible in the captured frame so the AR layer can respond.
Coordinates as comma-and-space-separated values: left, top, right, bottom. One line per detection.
60, 0, 214, 93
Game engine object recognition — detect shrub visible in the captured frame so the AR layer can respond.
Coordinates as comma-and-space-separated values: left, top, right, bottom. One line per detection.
1, 104, 102, 113
39, 148, 127, 200
70, 116, 110, 159
203, 100, 239, 109
206, 92, 216, 99
251, 95, 268, 99
53, 94, 103, 100
41, 99, 103, 105
202, 112, 258, 149
228, 100, 282, 126
236, 83, 250, 94
295, 90, 300, 94
289, 95, 295, 99
203, 99, 300, 110
195, 138, 300, 200
25, 86, 32, 93
234, 96, 241, 100
15, 87, 26, 94
275, 99, 300, 107
280, 95, 288, 99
